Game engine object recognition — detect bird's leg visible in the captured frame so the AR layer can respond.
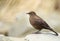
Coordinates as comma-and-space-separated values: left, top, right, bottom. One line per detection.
35, 30, 41, 34
32, 31, 40, 34
32, 29, 42, 34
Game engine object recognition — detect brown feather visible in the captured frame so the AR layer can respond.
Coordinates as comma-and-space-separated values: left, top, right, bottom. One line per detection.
27, 11, 58, 36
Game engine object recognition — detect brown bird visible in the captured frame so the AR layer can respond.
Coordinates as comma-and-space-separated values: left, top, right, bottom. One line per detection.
27, 11, 58, 36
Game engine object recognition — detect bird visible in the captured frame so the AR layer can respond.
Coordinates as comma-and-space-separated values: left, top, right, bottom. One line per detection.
26, 11, 58, 36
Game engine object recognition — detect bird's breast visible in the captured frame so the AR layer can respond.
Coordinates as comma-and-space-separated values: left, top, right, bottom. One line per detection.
29, 18, 42, 30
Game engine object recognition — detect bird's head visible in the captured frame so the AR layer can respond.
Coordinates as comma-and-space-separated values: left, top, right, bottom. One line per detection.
27, 11, 36, 15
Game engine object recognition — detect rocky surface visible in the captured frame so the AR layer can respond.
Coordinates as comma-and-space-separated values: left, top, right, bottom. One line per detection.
25, 32, 60, 41
0, 32, 60, 41
0, 35, 24, 41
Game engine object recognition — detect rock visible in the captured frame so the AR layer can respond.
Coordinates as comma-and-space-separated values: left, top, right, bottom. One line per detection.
25, 33, 60, 41
8, 37, 25, 41
0, 35, 12, 41
0, 34, 25, 41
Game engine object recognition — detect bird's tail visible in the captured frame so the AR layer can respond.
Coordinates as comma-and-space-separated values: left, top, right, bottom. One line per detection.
48, 28, 58, 36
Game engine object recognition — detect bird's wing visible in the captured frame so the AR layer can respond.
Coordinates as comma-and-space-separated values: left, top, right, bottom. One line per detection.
35, 19, 50, 29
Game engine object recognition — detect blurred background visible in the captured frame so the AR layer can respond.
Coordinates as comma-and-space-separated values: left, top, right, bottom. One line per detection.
0, 0, 60, 37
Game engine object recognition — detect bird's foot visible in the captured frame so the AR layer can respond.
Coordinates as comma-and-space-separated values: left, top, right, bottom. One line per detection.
32, 31, 41, 34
